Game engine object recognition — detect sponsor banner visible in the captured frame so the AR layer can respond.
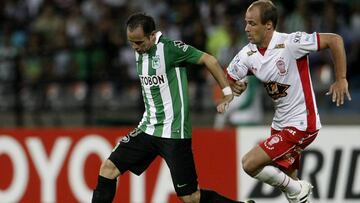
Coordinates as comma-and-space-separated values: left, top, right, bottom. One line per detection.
237, 126, 360, 203
0, 128, 237, 203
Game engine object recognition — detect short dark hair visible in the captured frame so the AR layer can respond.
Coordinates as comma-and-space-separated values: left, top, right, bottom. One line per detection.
126, 13, 156, 37
249, 0, 278, 29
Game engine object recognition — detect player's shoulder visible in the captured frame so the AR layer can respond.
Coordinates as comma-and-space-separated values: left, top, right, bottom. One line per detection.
275, 31, 290, 41
161, 36, 192, 52
236, 43, 258, 59
158, 35, 172, 45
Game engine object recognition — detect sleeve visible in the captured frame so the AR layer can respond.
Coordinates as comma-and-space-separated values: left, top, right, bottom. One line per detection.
226, 50, 249, 81
169, 40, 204, 65
287, 31, 319, 59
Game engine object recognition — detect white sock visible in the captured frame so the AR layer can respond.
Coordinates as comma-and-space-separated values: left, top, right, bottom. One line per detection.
254, 165, 301, 195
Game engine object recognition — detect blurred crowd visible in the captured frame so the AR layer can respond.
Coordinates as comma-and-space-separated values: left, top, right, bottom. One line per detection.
0, 0, 359, 126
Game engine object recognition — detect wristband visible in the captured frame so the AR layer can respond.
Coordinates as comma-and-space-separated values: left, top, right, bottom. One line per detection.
222, 86, 232, 96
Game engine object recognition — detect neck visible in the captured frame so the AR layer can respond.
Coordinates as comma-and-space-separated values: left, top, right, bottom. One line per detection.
258, 30, 274, 48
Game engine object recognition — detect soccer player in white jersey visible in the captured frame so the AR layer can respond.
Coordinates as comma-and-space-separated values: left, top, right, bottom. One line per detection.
227, 1, 351, 203
92, 13, 255, 203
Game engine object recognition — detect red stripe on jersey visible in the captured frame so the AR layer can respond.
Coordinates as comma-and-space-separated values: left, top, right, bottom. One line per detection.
297, 56, 316, 132
316, 33, 320, 51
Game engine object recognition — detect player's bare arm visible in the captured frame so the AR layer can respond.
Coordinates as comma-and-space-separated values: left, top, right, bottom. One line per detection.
319, 33, 352, 106
197, 53, 234, 113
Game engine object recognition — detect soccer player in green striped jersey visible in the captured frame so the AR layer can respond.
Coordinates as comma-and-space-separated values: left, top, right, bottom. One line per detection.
92, 13, 254, 203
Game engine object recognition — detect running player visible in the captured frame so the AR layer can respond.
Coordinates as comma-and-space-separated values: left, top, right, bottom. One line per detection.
92, 13, 254, 203
227, 1, 351, 203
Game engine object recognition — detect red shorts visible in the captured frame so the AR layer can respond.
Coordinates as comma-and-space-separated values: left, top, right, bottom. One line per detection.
259, 127, 318, 170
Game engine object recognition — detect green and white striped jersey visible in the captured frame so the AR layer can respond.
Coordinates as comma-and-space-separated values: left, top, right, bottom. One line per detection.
136, 32, 203, 139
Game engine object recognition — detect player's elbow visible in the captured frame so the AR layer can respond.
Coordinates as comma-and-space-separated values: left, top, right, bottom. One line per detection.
320, 33, 344, 50
332, 33, 344, 45
199, 53, 217, 66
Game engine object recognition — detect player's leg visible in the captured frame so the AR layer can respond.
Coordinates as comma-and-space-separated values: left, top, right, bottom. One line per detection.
284, 168, 298, 180
157, 137, 248, 203
242, 145, 303, 196
283, 131, 318, 202
92, 129, 156, 203
92, 160, 119, 203
242, 127, 318, 203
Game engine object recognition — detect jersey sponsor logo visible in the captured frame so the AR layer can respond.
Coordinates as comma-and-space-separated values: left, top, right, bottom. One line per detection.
275, 57, 287, 76
293, 31, 302, 43
152, 55, 161, 69
274, 43, 285, 49
139, 75, 165, 86
173, 40, 189, 52
247, 50, 257, 56
264, 81, 290, 100
264, 134, 283, 150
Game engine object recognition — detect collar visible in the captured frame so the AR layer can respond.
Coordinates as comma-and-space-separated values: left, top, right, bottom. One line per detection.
155, 31, 162, 44
267, 31, 280, 50
248, 31, 279, 52
145, 31, 162, 54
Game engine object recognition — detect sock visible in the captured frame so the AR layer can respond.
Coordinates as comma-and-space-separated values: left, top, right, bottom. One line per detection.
92, 175, 117, 203
254, 165, 301, 195
200, 189, 240, 203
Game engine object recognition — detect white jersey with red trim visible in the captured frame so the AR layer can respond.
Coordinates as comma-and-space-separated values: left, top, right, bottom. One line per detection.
227, 31, 321, 132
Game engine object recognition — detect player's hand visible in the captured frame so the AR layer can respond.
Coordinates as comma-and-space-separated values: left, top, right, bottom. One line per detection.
216, 94, 233, 113
230, 80, 248, 96
326, 78, 351, 106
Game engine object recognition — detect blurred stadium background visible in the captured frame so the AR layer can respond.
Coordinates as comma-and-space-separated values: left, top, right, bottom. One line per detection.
0, 0, 359, 127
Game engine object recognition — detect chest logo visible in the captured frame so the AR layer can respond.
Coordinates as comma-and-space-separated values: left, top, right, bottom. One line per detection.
139, 75, 165, 86
152, 55, 161, 69
276, 58, 287, 76
264, 81, 290, 100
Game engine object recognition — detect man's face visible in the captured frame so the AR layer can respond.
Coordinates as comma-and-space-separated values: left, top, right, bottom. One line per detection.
244, 6, 269, 47
127, 26, 155, 54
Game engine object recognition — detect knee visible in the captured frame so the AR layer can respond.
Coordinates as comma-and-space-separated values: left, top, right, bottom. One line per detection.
99, 159, 120, 179
179, 190, 200, 203
242, 154, 259, 177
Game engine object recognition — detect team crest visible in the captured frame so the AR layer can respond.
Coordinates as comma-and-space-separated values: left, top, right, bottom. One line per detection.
264, 134, 283, 150
152, 55, 161, 69
276, 57, 287, 76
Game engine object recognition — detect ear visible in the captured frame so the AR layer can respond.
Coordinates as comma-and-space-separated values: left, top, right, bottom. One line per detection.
266, 21, 273, 30
150, 31, 156, 40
